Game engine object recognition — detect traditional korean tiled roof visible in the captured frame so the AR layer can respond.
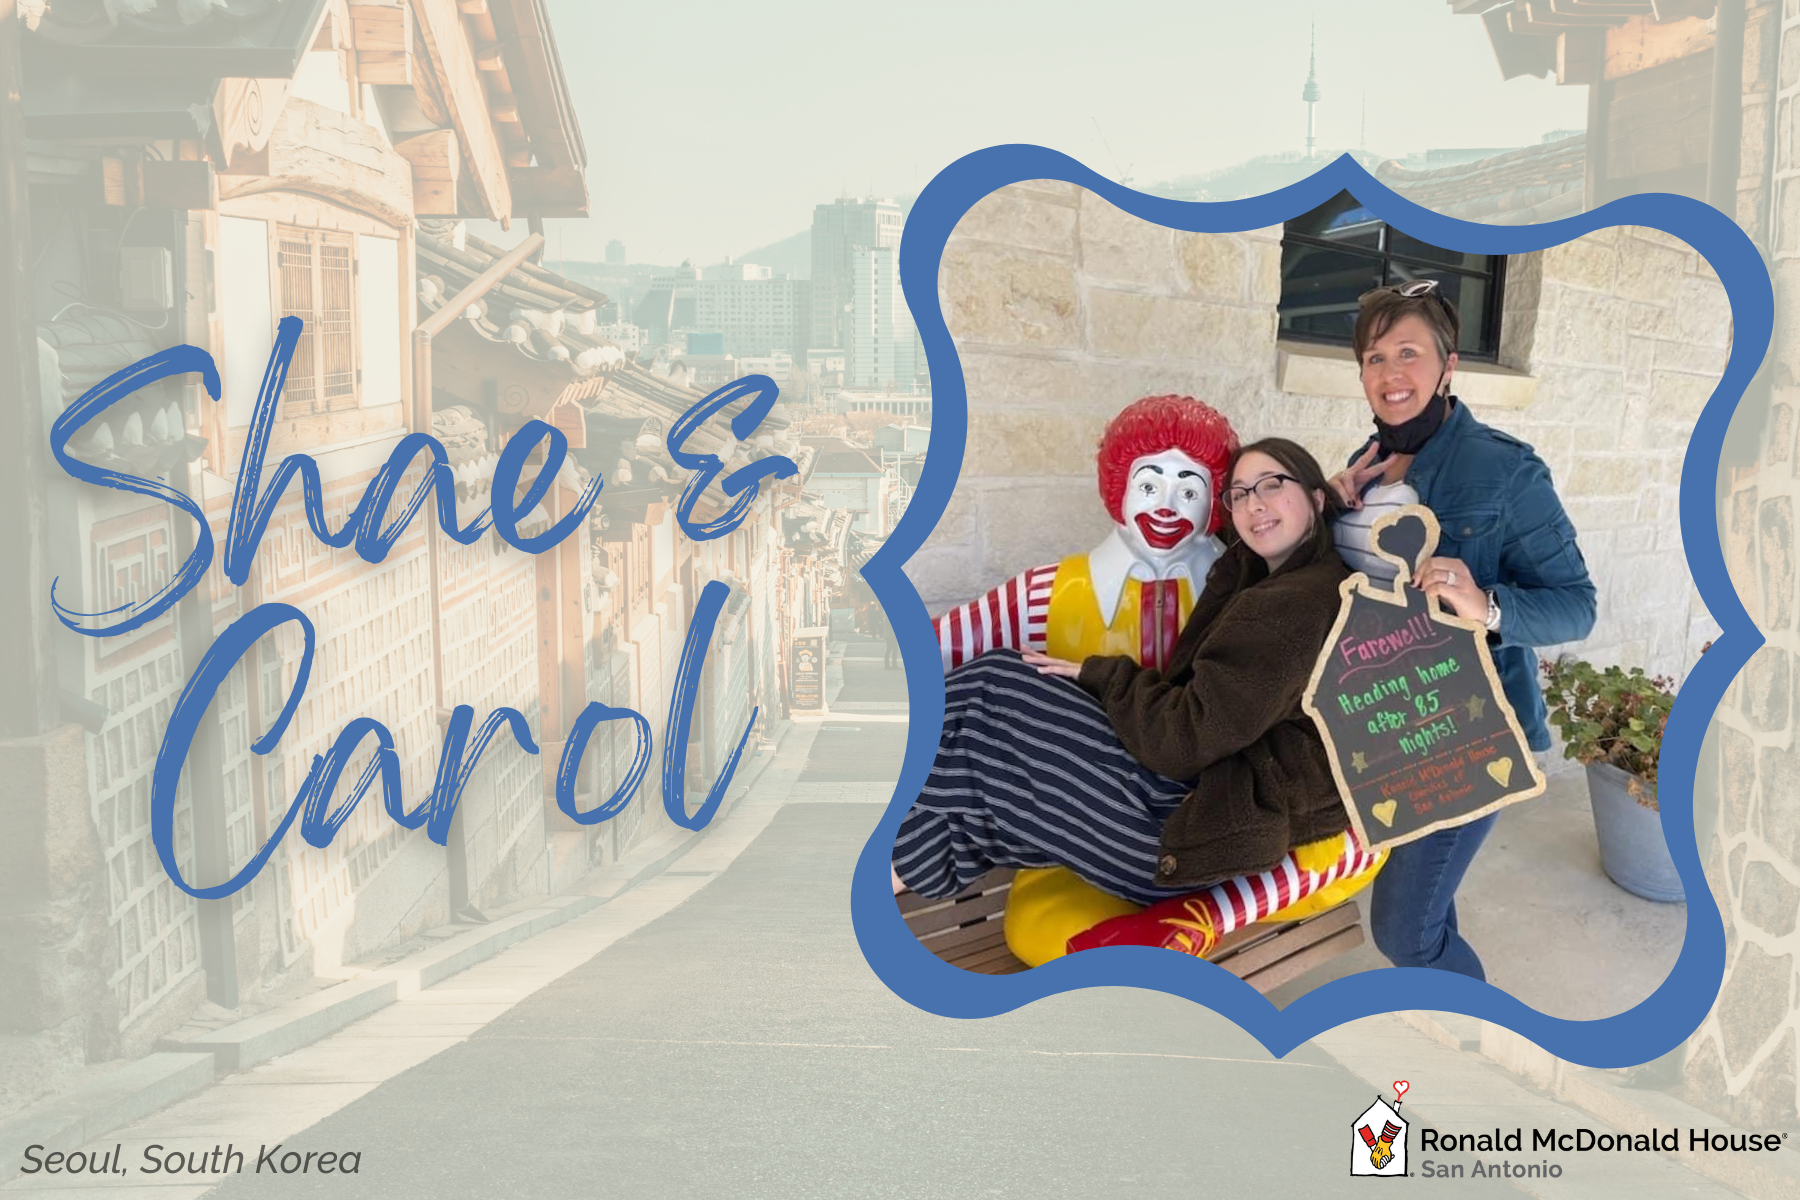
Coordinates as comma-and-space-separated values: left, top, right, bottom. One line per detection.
432, 404, 490, 467
417, 221, 627, 379
1374, 134, 1585, 224
39, 309, 207, 473
1452, 1, 1715, 82
846, 530, 884, 570
23, 1, 586, 215
567, 360, 802, 526
37, 308, 152, 407
430, 404, 557, 536
26, 0, 329, 76
781, 498, 828, 549
587, 363, 791, 455
23, 66, 223, 140
781, 494, 850, 560
416, 225, 807, 528
801, 437, 884, 476
817, 509, 852, 565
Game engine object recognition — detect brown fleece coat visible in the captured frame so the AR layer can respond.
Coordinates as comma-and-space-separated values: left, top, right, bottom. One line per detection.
1076, 532, 1352, 890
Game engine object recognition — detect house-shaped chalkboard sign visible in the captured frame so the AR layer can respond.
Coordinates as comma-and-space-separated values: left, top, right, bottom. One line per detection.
1302, 506, 1546, 852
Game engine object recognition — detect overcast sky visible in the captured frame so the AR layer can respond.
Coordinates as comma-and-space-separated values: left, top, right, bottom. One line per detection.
532, 0, 1587, 266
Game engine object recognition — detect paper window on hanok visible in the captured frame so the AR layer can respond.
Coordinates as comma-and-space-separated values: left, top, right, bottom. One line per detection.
276, 225, 360, 419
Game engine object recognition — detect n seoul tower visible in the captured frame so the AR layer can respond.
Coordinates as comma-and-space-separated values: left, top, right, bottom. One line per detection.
1302, 23, 1321, 158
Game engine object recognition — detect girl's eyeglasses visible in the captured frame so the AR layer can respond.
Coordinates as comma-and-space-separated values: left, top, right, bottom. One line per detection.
1221, 474, 1299, 511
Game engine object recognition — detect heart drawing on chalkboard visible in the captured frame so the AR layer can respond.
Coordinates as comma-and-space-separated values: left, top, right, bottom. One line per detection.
1487, 757, 1515, 788
1372, 800, 1397, 827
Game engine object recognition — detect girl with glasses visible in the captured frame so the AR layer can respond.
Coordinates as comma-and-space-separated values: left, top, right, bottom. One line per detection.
1330, 281, 1597, 980
892, 439, 1360, 910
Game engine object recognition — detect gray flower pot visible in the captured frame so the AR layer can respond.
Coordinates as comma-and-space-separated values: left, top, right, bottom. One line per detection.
1585, 762, 1683, 903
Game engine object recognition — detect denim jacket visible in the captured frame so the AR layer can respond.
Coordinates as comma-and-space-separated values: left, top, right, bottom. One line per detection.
1347, 400, 1596, 750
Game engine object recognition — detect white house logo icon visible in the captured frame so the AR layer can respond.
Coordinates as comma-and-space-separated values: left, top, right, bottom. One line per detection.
1351, 1094, 1408, 1177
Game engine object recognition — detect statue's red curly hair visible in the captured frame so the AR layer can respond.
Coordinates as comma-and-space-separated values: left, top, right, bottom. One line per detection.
1096, 395, 1239, 535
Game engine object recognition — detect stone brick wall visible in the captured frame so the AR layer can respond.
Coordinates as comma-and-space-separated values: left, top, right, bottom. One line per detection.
1500, 228, 1726, 681
907, 183, 1285, 616
1666, 0, 1800, 1131
909, 185, 1725, 694
1700, 454, 1799, 1128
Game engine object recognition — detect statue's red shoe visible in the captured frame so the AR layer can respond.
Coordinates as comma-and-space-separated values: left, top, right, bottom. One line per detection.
1066, 893, 1222, 958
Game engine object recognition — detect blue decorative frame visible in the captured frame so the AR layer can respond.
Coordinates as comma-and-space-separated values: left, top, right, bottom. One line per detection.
851, 145, 1767, 1065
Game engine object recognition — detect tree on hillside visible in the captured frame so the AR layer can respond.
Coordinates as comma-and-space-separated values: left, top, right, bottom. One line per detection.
781, 369, 813, 406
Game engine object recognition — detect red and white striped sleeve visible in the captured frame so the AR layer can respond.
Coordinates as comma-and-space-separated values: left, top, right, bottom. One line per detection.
933, 563, 1057, 673
1185, 831, 1383, 940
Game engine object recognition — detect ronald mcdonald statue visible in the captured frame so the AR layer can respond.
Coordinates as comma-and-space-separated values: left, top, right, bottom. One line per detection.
930, 394, 1384, 966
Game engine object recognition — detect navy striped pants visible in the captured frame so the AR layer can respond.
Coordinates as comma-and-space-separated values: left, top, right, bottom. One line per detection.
893, 650, 1196, 905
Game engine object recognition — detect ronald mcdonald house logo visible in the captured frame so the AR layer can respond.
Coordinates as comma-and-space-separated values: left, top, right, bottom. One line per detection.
1351, 1081, 1789, 1180
1350, 1084, 1409, 1177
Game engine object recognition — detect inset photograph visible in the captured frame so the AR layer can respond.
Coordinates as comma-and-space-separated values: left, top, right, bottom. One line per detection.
895, 175, 1721, 1017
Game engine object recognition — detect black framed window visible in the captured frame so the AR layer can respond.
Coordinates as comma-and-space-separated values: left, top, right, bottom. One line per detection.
1278, 192, 1505, 361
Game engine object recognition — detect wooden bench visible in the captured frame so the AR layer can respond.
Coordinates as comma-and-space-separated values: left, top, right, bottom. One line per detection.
898, 868, 1365, 993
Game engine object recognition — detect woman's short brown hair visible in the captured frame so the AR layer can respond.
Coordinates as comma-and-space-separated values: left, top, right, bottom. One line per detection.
1352, 285, 1461, 365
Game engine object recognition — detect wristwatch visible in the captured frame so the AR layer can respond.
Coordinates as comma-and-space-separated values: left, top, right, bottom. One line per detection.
1484, 589, 1502, 633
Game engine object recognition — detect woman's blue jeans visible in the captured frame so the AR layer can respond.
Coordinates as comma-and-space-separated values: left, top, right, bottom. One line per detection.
1369, 813, 1497, 980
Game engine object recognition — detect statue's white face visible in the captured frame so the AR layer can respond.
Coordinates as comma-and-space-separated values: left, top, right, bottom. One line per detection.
1119, 449, 1211, 561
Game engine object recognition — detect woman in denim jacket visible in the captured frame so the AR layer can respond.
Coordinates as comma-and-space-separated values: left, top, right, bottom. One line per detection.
1330, 281, 1596, 980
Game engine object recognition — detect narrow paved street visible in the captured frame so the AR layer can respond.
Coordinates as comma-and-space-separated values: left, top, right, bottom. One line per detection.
197, 641, 1419, 1198
6, 644, 1738, 1198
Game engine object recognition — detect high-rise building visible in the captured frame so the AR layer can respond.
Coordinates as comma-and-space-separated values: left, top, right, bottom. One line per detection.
595, 321, 644, 354
695, 277, 811, 359
809, 197, 902, 351
605, 238, 626, 264
638, 260, 700, 344
849, 246, 914, 389
703, 259, 773, 281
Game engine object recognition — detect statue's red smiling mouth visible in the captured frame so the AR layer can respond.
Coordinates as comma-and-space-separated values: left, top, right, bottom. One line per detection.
1135, 510, 1194, 551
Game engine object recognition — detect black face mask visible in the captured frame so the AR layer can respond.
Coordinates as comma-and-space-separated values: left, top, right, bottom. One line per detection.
1374, 389, 1451, 456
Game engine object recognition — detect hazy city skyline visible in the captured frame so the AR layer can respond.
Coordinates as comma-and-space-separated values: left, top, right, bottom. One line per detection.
532, 0, 1587, 265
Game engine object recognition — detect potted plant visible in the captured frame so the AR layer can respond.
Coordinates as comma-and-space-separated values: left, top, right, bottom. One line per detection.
1539, 656, 1683, 903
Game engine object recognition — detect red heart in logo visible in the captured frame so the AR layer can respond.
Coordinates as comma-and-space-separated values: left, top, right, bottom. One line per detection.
1393, 1080, 1410, 1099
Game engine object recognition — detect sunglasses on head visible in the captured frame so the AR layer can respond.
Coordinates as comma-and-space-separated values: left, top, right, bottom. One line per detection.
1360, 278, 1445, 305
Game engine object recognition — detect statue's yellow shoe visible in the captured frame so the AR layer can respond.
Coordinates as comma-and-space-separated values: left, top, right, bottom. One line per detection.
1002, 867, 1140, 968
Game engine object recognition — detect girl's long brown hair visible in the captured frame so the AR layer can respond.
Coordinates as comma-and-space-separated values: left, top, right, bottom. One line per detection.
1223, 437, 1342, 566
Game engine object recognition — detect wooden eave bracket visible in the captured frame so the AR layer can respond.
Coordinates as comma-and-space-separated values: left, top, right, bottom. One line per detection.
352, 4, 416, 85
394, 128, 459, 215
213, 77, 293, 175
408, 0, 514, 223
217, 96, 415, 229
